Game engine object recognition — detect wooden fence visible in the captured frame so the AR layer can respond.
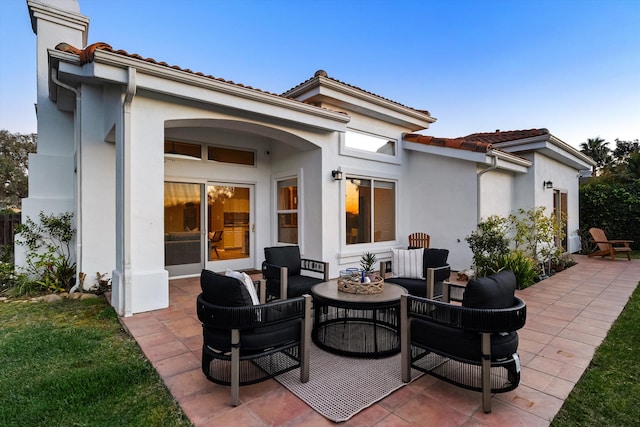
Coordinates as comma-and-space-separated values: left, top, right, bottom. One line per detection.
0, 213, 21, 247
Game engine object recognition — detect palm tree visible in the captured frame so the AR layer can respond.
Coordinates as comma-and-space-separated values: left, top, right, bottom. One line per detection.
580, 137, 611, 176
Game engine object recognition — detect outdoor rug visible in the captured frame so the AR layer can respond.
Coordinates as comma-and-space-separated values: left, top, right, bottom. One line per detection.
275, 343, 423, 422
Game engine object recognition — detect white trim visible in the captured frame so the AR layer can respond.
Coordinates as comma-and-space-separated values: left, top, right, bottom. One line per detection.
340, 129, 401, 165
272, 169, 303, 252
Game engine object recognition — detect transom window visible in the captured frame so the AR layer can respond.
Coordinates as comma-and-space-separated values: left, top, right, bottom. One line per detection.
345, 131, 395, 156
208, 146, 255, 166
164, 140, 201, 159
346, 177, 395, 244
277, 178, 298, 244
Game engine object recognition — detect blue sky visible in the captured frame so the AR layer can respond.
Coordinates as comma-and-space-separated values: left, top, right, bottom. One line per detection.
1, 0, 638, 149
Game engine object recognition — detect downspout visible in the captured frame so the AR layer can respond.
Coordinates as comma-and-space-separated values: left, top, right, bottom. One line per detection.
51, 68, 83, 293
476, 153, 498, 224
122, 67, 136, 316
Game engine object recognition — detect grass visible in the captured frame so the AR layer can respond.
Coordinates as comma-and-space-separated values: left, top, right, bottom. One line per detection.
551, 281, 640, 426
0, 297, 192, 427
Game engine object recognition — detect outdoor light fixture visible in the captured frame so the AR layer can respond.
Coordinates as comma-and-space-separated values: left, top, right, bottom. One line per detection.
543, 180, 553, 189
332, 168, 343, 181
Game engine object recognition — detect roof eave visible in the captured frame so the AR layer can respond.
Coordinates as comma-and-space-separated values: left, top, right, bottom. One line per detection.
285, 75, 436, 128
49, 49, 351, 131
493, 134, 596, 169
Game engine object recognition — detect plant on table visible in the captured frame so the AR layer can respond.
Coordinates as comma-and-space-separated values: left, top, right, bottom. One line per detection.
360, 252, 377, 279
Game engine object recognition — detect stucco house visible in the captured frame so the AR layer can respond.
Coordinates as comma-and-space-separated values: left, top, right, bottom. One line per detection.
20, 0, 594, 316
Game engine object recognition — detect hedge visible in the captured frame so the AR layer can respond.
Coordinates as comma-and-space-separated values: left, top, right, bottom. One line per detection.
579, 180, 640, 250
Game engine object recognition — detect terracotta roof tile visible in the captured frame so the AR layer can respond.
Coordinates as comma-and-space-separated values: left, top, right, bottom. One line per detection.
404, 134, 492, 153
462, 128, 550, 144
55, 42, 291, 99
404, 128, 551, 153
284, 70, 432, 117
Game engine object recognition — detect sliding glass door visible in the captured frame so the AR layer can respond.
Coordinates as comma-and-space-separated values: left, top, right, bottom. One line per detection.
164, 182, 204, 277
164, 181, 254, 276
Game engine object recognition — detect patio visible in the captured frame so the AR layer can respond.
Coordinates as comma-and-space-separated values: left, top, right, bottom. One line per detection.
120, 255, 640, 426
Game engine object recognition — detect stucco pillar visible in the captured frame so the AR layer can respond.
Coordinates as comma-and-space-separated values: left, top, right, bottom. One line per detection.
112, 87, 168, 316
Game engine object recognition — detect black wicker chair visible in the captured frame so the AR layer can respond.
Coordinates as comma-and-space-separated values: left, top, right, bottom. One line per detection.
197, 269, 312, 406
262, 245, 329, 300
400, 270, 527, 413
381, 248, 451, 299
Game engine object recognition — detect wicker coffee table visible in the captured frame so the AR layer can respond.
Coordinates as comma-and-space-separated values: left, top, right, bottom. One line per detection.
311, 280, 407, 358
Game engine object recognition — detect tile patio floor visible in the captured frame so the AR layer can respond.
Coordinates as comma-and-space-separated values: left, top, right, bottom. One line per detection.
120, 255, 640, 426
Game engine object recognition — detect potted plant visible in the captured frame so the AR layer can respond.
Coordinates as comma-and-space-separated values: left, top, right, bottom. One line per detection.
360, 252, 377, 280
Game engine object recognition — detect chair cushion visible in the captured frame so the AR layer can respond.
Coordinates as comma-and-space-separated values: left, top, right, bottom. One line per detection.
391, 248, 424, 279
264, 246, 301, 276
203, 318, 301, 353
200, 269, 253, 307
462, 270, 517, 309
412, 318, 519, 362
266, 275, 324, 299
225, 269, 260, 305
385, 277, 443, 298
423, 248, 449, 272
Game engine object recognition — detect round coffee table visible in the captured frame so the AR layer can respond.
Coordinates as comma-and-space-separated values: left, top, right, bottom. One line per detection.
311, 280, 407, 358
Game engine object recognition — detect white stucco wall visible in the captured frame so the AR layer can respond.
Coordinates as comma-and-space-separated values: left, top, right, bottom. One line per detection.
405, 150, 478, 271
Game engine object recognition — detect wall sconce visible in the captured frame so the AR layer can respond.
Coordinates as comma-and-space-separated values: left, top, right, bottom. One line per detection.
543, 180, 553, 189
332, 168, 343, 181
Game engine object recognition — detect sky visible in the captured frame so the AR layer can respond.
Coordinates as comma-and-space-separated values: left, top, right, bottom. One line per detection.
1, 0, 638, 150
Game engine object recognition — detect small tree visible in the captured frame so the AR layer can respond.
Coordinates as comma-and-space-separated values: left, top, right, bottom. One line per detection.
510, 207, 565, 277
0, 130, 37, 209
15, 211, 76, 293
465, 215, 510, 277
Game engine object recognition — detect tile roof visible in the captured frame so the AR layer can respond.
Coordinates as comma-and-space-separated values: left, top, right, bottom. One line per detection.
462, 128, 550, 144
55, 42, 287, 98
403, 134, 492, 153
284, 69, 432, 117
53, 44, 429, 120
404, 128, 551, 153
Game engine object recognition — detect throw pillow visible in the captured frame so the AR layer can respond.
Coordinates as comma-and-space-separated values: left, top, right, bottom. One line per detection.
200, 269, 253, 306
391, 248, 424, 279
462, 270, 517, 309
225, 269, 260, 305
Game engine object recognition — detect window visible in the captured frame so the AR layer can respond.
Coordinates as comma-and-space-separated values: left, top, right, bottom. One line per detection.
277, 178, 298, 244
345, 131, 395, 156
345, 177, 395, 244
208, 146, 255, 166
164, 140, 201, 159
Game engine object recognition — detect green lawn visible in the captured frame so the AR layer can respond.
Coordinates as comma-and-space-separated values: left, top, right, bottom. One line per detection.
0, 298, 192, 427
551, 280, 640, 426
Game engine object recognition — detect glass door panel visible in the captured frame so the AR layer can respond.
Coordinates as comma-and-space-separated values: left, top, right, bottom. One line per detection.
164, 182, 204, 277
207, 183, 253, 270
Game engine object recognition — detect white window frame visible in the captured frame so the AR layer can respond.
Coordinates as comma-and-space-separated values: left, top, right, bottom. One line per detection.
340, 129, 401, 165
341, 171, 399, 251
272, 169, 303, 249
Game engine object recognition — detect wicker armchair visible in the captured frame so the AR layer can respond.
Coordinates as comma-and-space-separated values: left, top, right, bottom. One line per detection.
262, 245, 329, 300
400, 270, 527, 413
197, 270, 312, 406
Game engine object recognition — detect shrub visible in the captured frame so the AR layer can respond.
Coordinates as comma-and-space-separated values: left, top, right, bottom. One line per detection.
465, 215, 510, 277
580, 180, 640, 250
489, 250, 537, 289
14, 211, 76, 293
